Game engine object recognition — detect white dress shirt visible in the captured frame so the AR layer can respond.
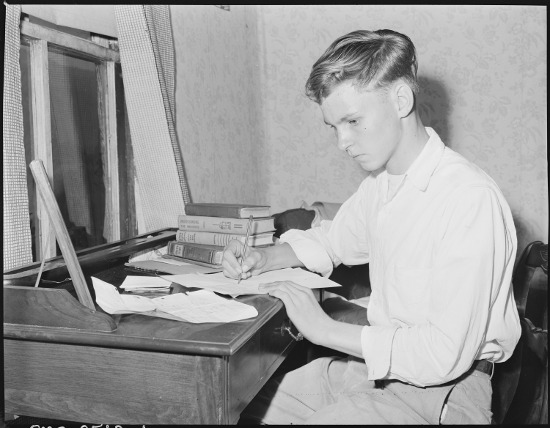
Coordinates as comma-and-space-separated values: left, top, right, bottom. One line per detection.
280, 127, 521, 387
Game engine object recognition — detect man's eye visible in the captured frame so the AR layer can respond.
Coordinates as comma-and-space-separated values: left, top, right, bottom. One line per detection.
349, 119, 358, 125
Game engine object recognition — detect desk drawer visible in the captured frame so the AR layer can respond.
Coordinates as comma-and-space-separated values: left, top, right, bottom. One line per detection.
227, 306, 296, 423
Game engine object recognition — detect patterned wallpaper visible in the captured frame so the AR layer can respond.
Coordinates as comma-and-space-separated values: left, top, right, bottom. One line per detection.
171, 5, 547, 255
171, 5, 267, 206
256, 5, 547, 255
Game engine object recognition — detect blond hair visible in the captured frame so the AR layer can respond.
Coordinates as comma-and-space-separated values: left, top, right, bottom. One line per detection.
305, 29, 419, 103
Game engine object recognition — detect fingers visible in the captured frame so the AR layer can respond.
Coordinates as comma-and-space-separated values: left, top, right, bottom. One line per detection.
262, 284, 301, 316
259, 281, 313, 301
260, 282, 324, 344
222, 240, 244, 279
222, 240, 261, 279
240, 248, 254, 274
259, 280, 308, 292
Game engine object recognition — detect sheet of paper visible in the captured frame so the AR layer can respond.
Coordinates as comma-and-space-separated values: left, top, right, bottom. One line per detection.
161, 268, 341, 297
120, 275, 171, 290
152, 290, 258, 323
92, 277, 157, 314
91, 276, 257, 323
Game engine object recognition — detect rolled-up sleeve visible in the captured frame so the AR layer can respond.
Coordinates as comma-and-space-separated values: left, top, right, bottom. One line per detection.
361, 325, 398, 379
280, 224, 335, 277
280, 179, 372, 277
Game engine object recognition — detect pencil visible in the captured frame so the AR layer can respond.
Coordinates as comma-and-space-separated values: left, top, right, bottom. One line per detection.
238, 215, 254, 284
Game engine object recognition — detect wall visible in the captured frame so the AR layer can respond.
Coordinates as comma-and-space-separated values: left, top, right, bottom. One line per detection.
170, 5, 547, 255
256, 5, 548, 255
171, 5, 267, 205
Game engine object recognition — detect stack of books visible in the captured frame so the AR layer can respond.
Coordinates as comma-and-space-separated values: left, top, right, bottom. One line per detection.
165, 203, 276, 267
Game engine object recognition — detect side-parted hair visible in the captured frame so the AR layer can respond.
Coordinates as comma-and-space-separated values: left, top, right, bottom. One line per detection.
305, 29, 419, 104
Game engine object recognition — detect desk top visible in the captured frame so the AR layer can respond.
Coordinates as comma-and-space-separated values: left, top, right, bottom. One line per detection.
4, 291, 285, 357
4, 229, 287, 357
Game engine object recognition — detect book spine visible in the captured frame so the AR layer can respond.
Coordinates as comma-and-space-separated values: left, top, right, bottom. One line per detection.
162, 255, 222, 269
167, 241, 223, 265
178, 215, 250, 234
175, 230, 244, 247
185, 205, 244, 218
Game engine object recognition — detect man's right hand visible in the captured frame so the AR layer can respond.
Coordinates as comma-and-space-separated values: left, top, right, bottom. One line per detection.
222, 239, 267, 280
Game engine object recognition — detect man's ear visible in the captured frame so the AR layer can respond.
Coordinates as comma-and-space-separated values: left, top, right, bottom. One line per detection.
393, 82, 415, 118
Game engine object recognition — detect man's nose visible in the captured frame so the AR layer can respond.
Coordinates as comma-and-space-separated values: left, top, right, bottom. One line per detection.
336, 129, 351, 152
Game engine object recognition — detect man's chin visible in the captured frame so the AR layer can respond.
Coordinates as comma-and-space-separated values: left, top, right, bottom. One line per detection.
356, 156, 381, 172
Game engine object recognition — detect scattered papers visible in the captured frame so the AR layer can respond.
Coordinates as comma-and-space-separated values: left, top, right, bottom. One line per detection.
161, 268, 341, 297
153, 291, 258, 323
92, 277, 157, 314
91, 277, 258, 323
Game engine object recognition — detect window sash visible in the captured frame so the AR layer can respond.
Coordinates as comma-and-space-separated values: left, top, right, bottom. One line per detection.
21, 19, 121, 260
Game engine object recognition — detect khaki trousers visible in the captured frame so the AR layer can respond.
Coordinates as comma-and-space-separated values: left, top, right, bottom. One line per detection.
240, 356, 492, 425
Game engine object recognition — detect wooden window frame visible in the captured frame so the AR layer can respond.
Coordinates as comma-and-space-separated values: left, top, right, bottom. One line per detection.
20, 19, 122, 260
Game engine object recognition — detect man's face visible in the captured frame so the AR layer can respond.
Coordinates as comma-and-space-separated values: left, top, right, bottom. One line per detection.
320, 80, 403, 173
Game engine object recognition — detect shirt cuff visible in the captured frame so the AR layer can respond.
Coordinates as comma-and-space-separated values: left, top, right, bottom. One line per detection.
280, 229, 334, 277
361, 325, 398, 380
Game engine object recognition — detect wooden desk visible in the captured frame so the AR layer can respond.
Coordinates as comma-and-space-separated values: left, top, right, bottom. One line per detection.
4, 230, 298, 424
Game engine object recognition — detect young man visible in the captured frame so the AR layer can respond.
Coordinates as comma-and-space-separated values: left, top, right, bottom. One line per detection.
222, 29, 521, 424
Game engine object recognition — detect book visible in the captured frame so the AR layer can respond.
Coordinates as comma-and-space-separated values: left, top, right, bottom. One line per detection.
184, 203, 271, 218
125, 259, 223, 275
162, 255, 224, 269
178, 215, 275, 235
175, 229, 274, 247
166, 241, 224, 266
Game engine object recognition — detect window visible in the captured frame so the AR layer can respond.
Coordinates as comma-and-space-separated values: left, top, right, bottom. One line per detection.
19, 15, 137, 261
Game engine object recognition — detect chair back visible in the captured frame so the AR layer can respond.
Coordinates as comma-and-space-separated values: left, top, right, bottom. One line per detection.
491, 241, 548, 424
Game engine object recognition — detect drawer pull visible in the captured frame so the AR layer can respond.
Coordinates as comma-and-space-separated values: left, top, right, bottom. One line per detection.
280, 325, 304, 341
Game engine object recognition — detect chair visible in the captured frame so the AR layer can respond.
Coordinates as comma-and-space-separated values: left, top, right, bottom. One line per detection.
273, 203, 371, 317
491, 241, 548, 425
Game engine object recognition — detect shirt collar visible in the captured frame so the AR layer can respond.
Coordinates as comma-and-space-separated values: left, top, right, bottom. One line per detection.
404, 127, 445, 192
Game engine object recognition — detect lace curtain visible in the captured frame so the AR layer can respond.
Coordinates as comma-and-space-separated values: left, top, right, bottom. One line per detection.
3, 4, 33, 270
3, 5, 191, 270
115, 5, 191, 233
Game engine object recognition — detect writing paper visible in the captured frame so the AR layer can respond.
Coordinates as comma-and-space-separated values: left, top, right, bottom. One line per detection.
161, 268, 341, 297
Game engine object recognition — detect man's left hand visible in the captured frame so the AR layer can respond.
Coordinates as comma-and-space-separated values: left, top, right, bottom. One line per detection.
259, 281, 333, 345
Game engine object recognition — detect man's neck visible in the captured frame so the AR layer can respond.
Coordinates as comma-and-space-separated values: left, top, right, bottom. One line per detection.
386, 118, 429, 175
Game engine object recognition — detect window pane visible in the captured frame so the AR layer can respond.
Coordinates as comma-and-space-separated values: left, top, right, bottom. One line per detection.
48, 48, 106, 251
20, 33, 135, 260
